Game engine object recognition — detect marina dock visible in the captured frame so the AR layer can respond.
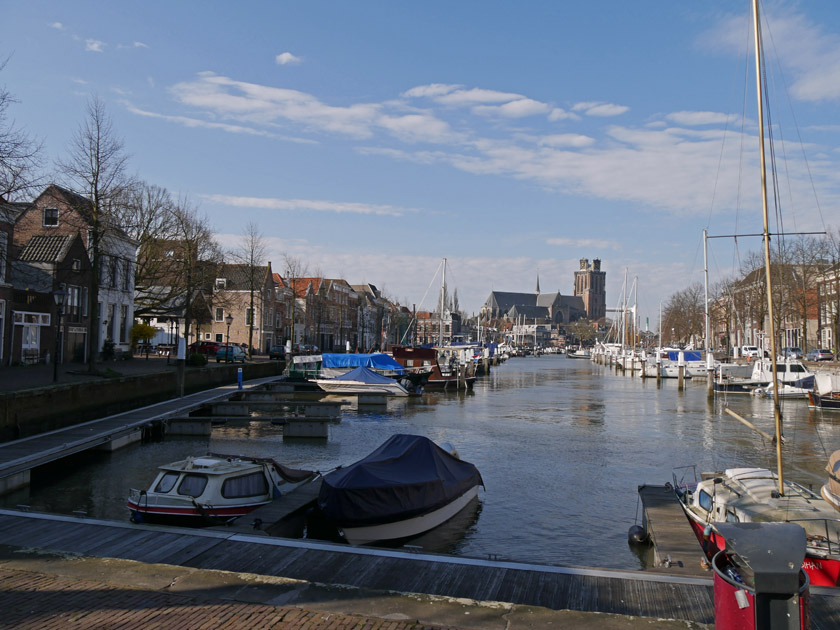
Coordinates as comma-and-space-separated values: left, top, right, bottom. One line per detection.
637, 483, 710, 577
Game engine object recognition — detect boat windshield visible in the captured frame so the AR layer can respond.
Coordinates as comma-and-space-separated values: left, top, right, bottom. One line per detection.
177, 474, 208, 497
154, 472, 179, 493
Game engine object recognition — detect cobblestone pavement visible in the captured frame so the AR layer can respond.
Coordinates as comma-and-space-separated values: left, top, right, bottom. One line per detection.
0, 567, 463, 630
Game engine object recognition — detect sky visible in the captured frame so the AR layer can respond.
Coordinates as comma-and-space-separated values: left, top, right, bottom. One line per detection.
3, 0, 840, 326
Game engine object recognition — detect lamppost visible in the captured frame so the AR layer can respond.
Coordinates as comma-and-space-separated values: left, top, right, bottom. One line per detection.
225, 313, 233, 363
53, 287, 67, 383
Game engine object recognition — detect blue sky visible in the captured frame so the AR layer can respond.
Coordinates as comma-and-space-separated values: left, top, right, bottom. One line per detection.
4, 1, 840, 325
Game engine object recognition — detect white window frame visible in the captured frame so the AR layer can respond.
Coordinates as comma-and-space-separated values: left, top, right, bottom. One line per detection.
42, 207, 59, 227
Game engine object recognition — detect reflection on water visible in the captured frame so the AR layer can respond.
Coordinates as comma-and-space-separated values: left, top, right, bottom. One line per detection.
4, 356, 840, 570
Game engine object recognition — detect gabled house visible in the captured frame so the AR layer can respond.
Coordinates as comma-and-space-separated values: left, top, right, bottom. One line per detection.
209, 263, 275, 353
13, 184, 138, 356
272, 273, 295, 346
9, 233, 92, 365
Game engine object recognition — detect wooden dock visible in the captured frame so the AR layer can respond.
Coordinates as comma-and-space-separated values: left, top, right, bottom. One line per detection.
1, 508, 839, 626
0, 376, 283, 491
214, 478, 323, 536
638, 484, 709, 577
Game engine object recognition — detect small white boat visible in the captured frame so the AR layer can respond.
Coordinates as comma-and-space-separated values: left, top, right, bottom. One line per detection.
127, 454, 316, 525
317, 434, 483, 545
312, 366, 411, 396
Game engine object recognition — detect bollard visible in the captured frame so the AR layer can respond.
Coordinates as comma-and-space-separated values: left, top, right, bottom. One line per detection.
237, 367, 243, 390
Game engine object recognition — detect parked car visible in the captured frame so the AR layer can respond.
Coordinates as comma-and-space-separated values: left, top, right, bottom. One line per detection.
268, 345, 286, 360
741, 345, 761, 358
780, 346, 803, 359
189, 341, 222, 356
216, 344, 246, 363
806, 348, 834, 362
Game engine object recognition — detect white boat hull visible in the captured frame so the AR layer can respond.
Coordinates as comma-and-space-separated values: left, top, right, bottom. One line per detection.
313, 379, 409, 396
340, 485, 480, 545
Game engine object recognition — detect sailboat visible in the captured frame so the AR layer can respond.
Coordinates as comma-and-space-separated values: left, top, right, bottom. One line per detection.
673, 0, 840, 588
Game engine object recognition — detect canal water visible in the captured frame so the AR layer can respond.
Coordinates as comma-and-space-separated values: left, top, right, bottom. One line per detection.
5, 356, 840, 570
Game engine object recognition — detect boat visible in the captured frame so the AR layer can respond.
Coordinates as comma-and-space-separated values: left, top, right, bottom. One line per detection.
391, 345, 476, 390
319, 352, 428, 393
808, 374, 840, 411
713, 355, 813, 395
822, 450, 840, 512
316, 434, 484, 545
312, 365, 412, 396
674, 467, 840, 586
566, 347, 591, 359
752, 374, 815, 399
672, 0, 840, 588
127, 454, 317, 525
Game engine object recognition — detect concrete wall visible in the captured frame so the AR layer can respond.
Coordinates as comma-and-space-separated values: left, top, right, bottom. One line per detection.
0, 361, 283, 442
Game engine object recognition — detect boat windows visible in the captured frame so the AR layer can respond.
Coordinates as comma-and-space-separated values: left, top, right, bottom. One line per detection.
773, 365, 788, 373
726, 510, 740, 523
698, 490, 714, 512
221, 472, 269, 499
154, 472, 180, 494
789, 364, 807, 373
177, 474, 208, 497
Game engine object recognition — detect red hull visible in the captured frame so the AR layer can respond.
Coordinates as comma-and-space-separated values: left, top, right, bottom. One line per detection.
686, 514, 840, 587
127, 499, 267, 522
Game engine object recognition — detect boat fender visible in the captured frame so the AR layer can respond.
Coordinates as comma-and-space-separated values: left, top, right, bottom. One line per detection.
627, 524, 649, 545
130, 510, 144, 524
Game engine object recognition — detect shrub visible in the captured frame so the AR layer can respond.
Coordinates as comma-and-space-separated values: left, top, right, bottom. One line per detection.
187, 353, 208, 367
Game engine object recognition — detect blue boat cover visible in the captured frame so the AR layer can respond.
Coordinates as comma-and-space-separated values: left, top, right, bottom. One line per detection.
329, 366, 397, 384
321, 353, 405, 375
666, 351, 702, 362
318, 434, 483, 526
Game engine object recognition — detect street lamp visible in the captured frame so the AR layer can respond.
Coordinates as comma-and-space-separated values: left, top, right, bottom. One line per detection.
53, 286, 67, 383
225, 313, 234, 363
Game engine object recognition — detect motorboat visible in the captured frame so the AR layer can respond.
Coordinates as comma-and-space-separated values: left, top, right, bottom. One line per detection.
391, 345, 475, 390
316, 434, 484, 545
808, 374, 840, 411
673, 466, 840, 587
312, 366, 412, 396
752, 374, 815, 399
127, 454, 316, 525
566, 347, 591, 359
713, 356, 813, 395
822, 450, 840, 512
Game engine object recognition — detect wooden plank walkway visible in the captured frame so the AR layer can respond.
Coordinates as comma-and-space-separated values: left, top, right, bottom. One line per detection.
638, 484, 710, 577
213, 478, 323, 536
0, 376, 282, 480
0, 508, 835, 626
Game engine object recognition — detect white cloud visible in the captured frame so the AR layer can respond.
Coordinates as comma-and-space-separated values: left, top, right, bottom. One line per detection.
402, 84, 461, 99
548, 108, 579, 121
546, 237, 621, 251
275, 52, 302, 66
119, 41, 149, 49
572, 101, 629, 117
666, 111, 738, 126
200, 194, 410, 217
48, 22, 64, 30
473, 98, 551, 118
537, 134, 595, 148
85, 39, 105, 53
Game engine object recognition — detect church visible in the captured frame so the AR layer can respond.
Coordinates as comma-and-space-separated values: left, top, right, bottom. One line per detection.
480, 258, 606, 325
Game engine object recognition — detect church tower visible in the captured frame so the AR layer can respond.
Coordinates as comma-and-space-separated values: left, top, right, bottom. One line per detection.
573, 258, 606, 322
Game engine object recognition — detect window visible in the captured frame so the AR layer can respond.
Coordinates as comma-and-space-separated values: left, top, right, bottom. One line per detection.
42, 208, 59, 227
81, 287, 88, 317
72, 258, 81, 272
214, 307, 224, 322
0, 232, 6, 283
154, 472, 180, 493
246, 308, 254, 325
120, 305, 128, 343
99, 256, 109, 286
215, 278, 226, 289
698, 490, 713, 512
204, 333, 211, 340
215, 333, 224, 343
177, 474, 208, 497
110, 257, 119, 288
221, 472, 268, 498
66, 286, 81, 323
123, 260, 132, 291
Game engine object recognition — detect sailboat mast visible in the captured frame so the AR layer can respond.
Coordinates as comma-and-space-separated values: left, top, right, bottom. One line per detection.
752, 0, 784, 494
439, 258, 446, 347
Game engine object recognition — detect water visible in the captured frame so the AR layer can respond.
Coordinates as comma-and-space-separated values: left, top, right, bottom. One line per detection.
5, 356, 840, 570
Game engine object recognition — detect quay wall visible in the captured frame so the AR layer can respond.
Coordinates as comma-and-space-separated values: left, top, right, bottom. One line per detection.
0, 362, 283, 443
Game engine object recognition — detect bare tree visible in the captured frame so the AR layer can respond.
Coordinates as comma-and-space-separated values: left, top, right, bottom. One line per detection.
0, 59, 43, 200
662, 282, 705, 346
230, 222, 268, 356
57, 95, 133, 370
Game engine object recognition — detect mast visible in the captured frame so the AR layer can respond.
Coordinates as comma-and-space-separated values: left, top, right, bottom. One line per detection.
439, 258, 446, 347
752, 0, 784, 494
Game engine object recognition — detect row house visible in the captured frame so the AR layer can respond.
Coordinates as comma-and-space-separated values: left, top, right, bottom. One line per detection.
413, 308, 462, 346
352, 283, 389, 351
289, 277, 357, 351
272, 273, 295, 346
711, 264, 822, 353
13, 184, 138, 357
204, 263, 275, 353
816, 265, 840, 350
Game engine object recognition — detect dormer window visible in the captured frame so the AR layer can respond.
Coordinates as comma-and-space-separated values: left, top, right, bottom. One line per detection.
215, 278, 227, 289
43, 208, 59, 227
